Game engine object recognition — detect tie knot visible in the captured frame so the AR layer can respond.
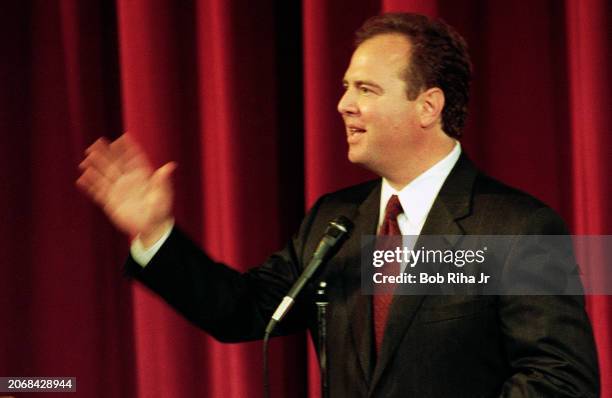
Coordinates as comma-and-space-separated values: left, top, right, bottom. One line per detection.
384, 195, 403, 220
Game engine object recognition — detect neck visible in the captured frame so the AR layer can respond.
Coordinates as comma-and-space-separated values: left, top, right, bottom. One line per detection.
385, 138, 456, 191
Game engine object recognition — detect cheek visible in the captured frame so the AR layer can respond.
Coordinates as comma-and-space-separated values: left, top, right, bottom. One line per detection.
390, 106, 419, 133
380, 110, 414, 137
361, 102, 417, 140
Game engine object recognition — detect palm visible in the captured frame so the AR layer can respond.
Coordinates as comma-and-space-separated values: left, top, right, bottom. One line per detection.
105, 165, 171, 235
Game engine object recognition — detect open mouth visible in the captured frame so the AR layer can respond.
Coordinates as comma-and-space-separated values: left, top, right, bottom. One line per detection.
348, 127, 366, 135
347, 126, 366, 144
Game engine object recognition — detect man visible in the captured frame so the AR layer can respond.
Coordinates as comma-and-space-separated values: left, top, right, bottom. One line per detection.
77, 13, 599, 397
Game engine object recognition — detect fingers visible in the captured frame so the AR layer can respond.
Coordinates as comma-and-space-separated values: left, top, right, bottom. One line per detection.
79, 134, 150, 183
78, 137, 114, 200
157, 161, 178, 178
85, 137, 110, 155
79, 150, 122, 182
76, 166, 112, 206
78, 136, 126, 207
150, 162, 177, 189
80, 137, 125, 181
111, 134, 152, 174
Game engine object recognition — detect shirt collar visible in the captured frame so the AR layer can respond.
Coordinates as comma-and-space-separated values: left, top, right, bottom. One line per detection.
379, 141, 462, 229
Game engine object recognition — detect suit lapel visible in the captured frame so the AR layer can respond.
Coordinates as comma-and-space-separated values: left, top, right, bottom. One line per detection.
420, 153, 476, 237
369, 153, 478, 394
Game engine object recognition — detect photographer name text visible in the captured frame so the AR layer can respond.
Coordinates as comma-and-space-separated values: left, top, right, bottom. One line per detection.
373, 271, 491, 285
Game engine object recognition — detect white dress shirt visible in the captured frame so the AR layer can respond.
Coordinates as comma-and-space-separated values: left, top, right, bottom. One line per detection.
378, 141, 461, 235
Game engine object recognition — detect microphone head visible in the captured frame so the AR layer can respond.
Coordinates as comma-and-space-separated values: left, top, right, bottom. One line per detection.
327, 216, 354, 238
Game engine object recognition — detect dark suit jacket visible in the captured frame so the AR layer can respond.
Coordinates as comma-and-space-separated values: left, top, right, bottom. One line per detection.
125, 154, 599, 397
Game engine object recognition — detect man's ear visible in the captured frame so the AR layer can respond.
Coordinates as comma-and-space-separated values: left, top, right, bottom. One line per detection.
418, 87, 445, 128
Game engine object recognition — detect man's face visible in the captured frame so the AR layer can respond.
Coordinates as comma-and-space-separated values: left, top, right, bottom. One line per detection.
338, 34, 421, 174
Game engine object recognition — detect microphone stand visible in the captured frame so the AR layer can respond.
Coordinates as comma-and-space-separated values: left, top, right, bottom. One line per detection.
262, 216, 352, 398
316, 281, 329, 398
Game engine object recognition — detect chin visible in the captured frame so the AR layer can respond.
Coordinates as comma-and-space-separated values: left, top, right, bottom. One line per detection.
347, 150, 363, 164
347, 151, 372, 169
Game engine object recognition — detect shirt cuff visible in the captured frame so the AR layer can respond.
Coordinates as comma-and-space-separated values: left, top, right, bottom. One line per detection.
130, 222, 174, 267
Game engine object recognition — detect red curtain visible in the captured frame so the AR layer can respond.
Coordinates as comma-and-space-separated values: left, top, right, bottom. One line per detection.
1, 1, 609, 397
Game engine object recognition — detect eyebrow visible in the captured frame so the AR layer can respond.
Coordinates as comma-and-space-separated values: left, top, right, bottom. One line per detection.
342, 79, 384, 92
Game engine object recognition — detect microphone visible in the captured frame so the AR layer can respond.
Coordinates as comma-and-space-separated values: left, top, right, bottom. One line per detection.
262, 216, 353, 398
265, 216, 353, 335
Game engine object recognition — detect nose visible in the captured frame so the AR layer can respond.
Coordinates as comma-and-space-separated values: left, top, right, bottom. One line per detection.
337, 88, 358, 116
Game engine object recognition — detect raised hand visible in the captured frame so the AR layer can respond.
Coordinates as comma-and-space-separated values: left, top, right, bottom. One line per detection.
76, 134, 176, 246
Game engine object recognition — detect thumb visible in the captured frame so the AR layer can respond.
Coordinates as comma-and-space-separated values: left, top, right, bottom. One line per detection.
151, 161, 177, 186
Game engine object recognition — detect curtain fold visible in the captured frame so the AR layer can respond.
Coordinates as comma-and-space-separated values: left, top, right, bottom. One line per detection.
0, 0, 609, 397
566, 0, 612, 394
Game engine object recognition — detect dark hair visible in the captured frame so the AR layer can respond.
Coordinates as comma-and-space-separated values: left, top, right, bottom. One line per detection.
355, 13, 472, 138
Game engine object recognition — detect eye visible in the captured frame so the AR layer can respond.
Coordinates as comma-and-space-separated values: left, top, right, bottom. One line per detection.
359, 86, 372, 94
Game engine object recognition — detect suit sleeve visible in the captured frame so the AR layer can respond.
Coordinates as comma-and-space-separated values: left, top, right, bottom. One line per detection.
123, 195, 328, 343
498, 207, 600, 397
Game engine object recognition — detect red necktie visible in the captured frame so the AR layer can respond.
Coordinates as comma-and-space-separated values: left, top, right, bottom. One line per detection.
373, 195, 403, 353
